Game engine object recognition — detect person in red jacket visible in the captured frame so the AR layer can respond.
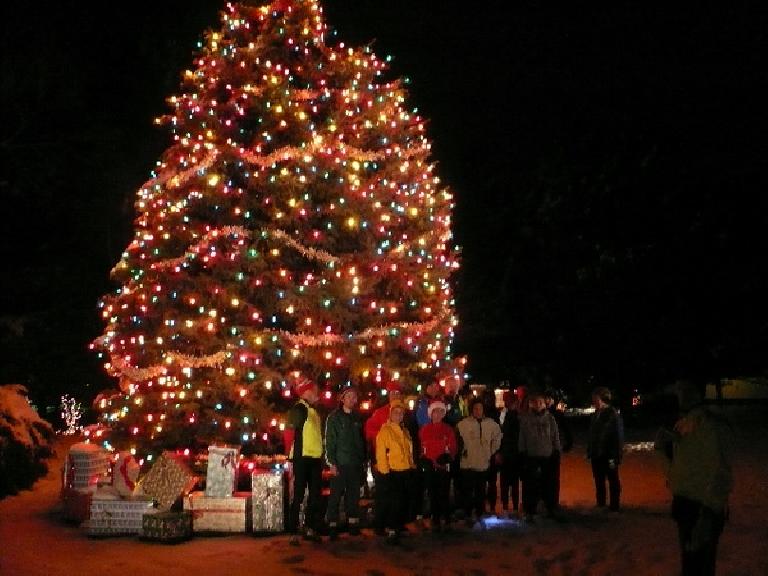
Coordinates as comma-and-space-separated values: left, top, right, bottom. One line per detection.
365, 382, 403, 451
418, 399, 458, 532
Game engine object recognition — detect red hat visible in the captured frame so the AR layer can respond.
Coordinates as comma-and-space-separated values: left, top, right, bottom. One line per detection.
386, 382, 403, 394
295, 377, 316, 397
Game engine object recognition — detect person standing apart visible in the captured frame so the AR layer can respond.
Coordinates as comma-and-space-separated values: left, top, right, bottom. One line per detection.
518, 394, 561, 521
324, 386, 365, 540
418, 400, 458, 532
375, 399, 416, 545
457, 398, 502, 524
284, 377, 323, 544
587, 386, 623, 512
665, 382, 734, 576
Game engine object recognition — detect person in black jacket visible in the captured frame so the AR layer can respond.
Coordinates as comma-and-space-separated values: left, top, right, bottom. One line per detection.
498, 391, 522, 517
587, 386, 624, 512
324, 386, 365, 539
545, 389, 573, 508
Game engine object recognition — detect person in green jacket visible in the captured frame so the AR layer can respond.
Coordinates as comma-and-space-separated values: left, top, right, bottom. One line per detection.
665, 382, 734, 576
324, 386, 365, 540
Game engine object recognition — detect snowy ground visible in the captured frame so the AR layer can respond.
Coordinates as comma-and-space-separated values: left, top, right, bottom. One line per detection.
2, 406, 767, 576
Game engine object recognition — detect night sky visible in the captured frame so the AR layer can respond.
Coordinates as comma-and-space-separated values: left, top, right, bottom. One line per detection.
2, 1, 768, 414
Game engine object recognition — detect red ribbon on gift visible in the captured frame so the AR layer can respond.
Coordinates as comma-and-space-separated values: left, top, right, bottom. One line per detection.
119, 457, 136, 491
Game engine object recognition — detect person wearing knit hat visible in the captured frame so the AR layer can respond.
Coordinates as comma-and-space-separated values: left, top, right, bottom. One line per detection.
284, 377, 323, 544
418, 399, 457, 532
295, 376, 316, 398
375, 399, 416, 544
324, 387, 365, 540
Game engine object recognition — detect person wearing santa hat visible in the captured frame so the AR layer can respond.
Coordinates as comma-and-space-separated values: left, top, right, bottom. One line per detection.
418, 399, 458, 531
416, 380, 445, 428
284, 376, 323, 544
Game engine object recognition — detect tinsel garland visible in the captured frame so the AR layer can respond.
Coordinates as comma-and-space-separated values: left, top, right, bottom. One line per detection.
105, 311, 451, 383
110, 350, 228, 382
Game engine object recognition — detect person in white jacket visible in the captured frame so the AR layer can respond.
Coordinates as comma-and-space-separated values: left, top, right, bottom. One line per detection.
457, 398, 502, 523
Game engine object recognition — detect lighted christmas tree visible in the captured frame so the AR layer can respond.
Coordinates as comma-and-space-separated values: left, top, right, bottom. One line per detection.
92, 0, 463, 460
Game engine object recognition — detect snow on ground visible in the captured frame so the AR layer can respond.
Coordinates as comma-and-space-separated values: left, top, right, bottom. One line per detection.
1, 406, 767, 576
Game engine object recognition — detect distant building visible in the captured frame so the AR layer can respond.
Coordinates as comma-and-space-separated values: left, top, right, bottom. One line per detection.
706, 378, 768, 401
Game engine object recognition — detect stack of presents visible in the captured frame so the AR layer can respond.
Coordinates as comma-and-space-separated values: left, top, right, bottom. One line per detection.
60, 442, 288, 543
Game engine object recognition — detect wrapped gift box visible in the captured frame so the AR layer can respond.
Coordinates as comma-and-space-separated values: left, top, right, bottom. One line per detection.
204, 445, 240, 498
183, 491, 252, 533
63, 443, 111, 491
141, 511, 193, 543
139, 452, 198, 510
87, 497, 156, 536
251, 470, 286, 533
61, 488, 93, 524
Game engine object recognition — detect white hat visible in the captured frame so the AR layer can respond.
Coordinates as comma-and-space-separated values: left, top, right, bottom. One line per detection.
427, 400, 447, 418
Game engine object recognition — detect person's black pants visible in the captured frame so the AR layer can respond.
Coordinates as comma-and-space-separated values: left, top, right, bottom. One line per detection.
551, 450, 562, 507
486, 460, 499, 512
522, 456, 557, 516
591, 457, 621, 511
379, 470, 410, 530
408, 468, 424, 521
289, 457, 322, 533
462, 469, 488, 518
326, 463, 362, 525
672, 495, 725, 576
499, 457, 521, 512
424, 466, 451, 523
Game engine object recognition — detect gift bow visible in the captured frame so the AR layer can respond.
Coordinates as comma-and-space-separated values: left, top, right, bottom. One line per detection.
119, 457, 137, 491
220, 452, 236, 470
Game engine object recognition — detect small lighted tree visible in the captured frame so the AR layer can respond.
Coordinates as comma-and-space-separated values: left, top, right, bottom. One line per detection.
60, 395, 82, 435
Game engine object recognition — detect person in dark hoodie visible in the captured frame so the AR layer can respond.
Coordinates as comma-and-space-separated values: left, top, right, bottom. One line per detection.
587, 386, 624, 512
497, 391, 522, 517
324, 386, 365, 540
544, 389, 572, 508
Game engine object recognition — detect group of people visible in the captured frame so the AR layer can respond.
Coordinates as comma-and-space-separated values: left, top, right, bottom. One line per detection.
282, 376, 734, 575
282, 377, 612, 545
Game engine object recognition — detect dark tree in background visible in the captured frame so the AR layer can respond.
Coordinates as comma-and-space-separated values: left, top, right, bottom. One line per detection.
1, 2, 767, 413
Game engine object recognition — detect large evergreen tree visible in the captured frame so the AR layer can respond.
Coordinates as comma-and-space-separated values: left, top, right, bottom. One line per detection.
92, 0, 462, 459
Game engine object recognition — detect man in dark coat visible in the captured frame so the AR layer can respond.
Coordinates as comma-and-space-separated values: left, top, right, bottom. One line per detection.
587, 386, 623, 512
